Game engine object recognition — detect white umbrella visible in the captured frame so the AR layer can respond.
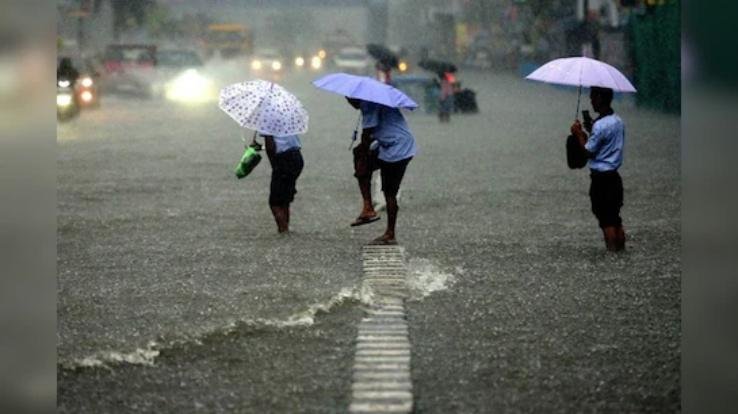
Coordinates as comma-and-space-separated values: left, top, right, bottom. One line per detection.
526, 56, 636, 119
219, 79, 309, 136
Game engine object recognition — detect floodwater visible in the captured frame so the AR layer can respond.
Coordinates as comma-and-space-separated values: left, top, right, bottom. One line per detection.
58, 63, 680, 412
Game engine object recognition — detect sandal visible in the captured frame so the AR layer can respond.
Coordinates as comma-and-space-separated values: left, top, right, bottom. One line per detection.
350, 215, 381, 227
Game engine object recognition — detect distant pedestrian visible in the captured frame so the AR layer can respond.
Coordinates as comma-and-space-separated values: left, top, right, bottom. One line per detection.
438, 71, 455, 123
346, 97, 417, 245
262, 133, 304, 233
375, 61, 392, 85
570, 86, 626, 251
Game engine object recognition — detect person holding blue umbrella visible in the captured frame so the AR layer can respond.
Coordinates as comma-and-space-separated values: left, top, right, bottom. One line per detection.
313, 73, 418, 245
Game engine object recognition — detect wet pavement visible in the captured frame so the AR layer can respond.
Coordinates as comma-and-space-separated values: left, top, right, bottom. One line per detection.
58, 66, 680, 412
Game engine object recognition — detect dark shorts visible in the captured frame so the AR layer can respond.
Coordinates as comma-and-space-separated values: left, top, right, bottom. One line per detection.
589, 170, 623, 228
269, 149, 304, 207
378, 157, 412, 197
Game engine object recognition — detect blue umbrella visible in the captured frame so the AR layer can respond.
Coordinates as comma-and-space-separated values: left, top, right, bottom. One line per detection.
312, 73, 418, 110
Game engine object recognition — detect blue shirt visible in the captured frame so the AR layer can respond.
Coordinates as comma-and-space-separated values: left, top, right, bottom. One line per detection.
361, 101, 417, 162
269, 134, 301, 154
585, 114, 625, 172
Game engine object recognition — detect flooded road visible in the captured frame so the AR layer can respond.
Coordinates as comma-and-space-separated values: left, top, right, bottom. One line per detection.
58, 66, 680, 412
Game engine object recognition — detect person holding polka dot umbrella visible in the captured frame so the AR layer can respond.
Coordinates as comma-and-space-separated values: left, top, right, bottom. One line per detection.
219, 79, 309, 233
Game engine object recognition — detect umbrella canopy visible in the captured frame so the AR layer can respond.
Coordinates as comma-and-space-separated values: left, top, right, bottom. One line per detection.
418, 59, 457, 76
219, 79, 309, 136
312, 73, 418, 110
366, 44, 398, 69
525, 56, 636, 92
525, 56, 636, 119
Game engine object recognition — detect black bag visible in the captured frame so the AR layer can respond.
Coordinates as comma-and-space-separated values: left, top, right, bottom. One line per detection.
453, 89, 479, 113
566, 134, 588, 169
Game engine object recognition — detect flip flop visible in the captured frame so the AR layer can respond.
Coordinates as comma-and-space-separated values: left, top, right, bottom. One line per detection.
350, 215, 381, 227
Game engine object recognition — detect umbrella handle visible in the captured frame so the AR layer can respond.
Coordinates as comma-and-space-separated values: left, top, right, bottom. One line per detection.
349, 112, 362, 151
242, 130, 261, 149
575, 85, 582, 121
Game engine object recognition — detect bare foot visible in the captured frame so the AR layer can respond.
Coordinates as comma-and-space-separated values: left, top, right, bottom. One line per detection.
369, 235, 397, 245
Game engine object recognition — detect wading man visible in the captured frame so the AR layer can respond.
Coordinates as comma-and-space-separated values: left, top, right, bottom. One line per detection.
570, 86, 626, 252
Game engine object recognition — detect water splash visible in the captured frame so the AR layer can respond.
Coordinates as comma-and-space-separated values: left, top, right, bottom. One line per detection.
63, 287, 372, 370
406, 258, 458, 300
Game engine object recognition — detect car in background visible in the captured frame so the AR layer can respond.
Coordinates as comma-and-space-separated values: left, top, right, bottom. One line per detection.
102, 44, 157, 96
249, 48, 285, 78
153, 49, 214, 103
291, 49, 324, 72
332, 47, 371, 75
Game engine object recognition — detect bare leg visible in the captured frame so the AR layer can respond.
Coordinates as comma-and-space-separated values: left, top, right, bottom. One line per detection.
357, 175, 377, 218
384, 194, 398, 241
602, 226, 620, 252
270, 205, 289, 233
616, 225, 626, 251
373, 194, 398, 244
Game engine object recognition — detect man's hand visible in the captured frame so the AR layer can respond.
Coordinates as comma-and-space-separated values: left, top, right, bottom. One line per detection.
570, 120, 588, 149
571, 120, 584, 136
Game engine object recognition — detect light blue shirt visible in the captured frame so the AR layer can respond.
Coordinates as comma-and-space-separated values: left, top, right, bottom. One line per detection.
268, 134, 301, 154
361, 101, 417, 162
585, 114, 625, 172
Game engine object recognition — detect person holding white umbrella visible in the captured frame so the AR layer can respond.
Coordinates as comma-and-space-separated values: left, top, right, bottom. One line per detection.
526, 56, 635, 252
219, 79, 309, 234
571, 86, 626, 252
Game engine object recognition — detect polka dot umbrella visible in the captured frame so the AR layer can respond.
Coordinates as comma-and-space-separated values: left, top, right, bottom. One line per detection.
219, 79, 309, 136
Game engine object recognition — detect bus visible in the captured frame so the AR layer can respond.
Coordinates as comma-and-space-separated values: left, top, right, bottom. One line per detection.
203, 23, 254, 58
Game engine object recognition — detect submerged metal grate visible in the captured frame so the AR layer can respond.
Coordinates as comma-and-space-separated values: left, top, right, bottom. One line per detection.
349, 245, 413, 414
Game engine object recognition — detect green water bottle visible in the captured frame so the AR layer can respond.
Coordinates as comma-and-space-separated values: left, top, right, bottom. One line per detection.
234, 142, 262, 179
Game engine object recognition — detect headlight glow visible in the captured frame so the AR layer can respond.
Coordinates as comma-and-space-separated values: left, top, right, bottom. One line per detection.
271, 61, 282, 71
165, 69, 213, 103
80, 77, 94, 87
57, 93, 73, 107
318, 49, 326, 59
80, 90, 94, 102
295, 57, 305, 67
251, 60, 262, 70
58, 80, 71, 88
398, 61, 408, 72
310, 56, 322, 70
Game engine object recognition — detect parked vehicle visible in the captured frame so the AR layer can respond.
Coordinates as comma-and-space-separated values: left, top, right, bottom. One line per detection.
332, 47, 371, 75
102, 44, 157, 96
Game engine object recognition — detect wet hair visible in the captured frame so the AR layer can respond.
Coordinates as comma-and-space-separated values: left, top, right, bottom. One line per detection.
591, 86, 614, 106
